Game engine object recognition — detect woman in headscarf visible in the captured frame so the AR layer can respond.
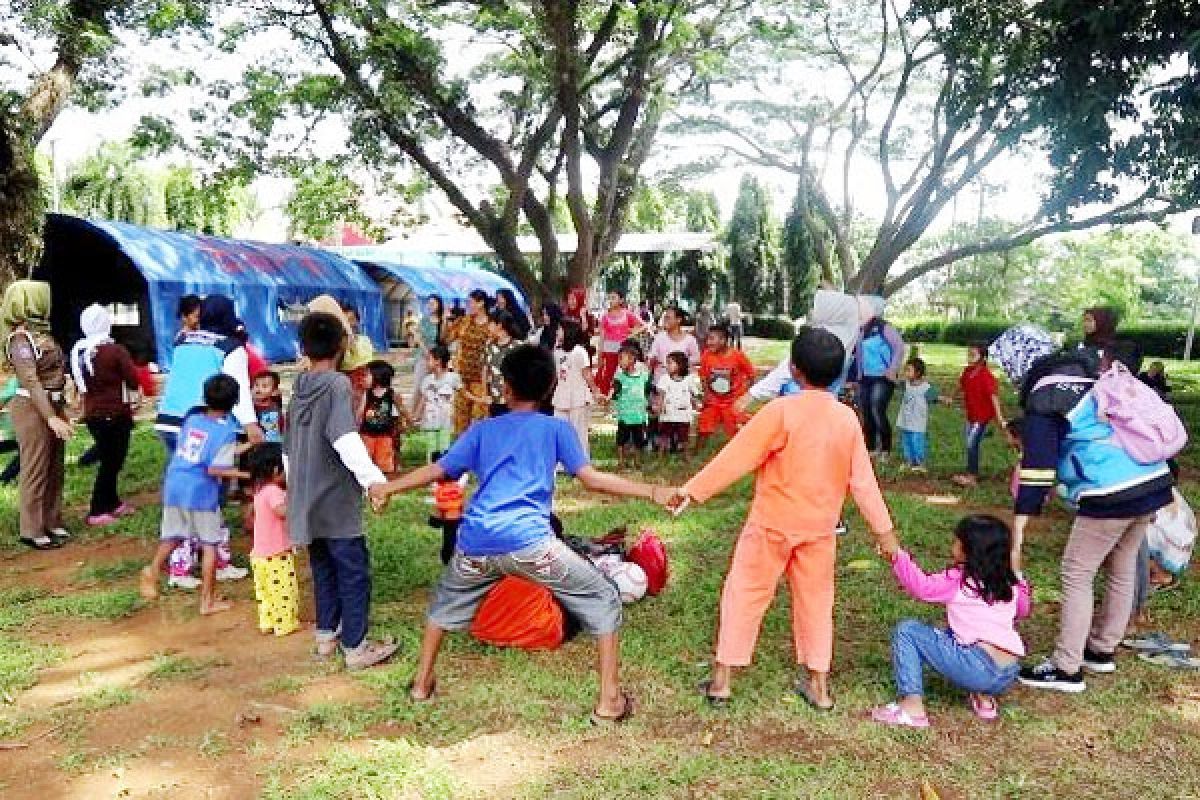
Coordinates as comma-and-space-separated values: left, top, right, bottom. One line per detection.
156, 294, 261, 452
3, 281, 73, 549
1080, 307, 1118, 362
71, 304, 140, 526
852, 295, 906, 458
564, 287, 595, 340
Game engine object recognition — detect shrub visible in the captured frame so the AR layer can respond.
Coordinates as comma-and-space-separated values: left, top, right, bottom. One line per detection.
893, 318, 1013, 346
896, 317, 1194, 358
745, 314, 797, 340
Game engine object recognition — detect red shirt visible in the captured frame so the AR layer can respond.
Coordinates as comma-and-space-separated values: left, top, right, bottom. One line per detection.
700, 347, 755, 406
960, 364, 999, 424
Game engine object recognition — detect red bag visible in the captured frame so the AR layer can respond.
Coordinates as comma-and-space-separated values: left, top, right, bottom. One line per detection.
469, 576, 566, 650
627, 530, 668, 596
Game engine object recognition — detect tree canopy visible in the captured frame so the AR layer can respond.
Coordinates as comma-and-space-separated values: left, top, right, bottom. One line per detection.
676, 0, 1200, 295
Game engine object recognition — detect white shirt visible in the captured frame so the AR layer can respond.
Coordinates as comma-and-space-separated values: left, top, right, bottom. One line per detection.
419, 371, 462, 430
724, 302, 743, 326
656, 373, 701, 423
552, 346, 592, 410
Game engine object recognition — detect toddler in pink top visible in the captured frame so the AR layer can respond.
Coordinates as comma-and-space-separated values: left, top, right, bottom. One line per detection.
873, 515, 1030, 728
248, 443, 300, 636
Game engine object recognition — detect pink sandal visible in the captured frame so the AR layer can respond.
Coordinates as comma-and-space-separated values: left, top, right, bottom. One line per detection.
870, 703, 930, 728
969, 694, 998, 721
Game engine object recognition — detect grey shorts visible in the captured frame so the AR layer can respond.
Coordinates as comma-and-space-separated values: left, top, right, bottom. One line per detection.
428, 537, 622, 636
161, 506, 225, 546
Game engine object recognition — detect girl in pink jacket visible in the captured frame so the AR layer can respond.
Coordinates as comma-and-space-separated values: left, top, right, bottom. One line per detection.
872, 515, 1031, 728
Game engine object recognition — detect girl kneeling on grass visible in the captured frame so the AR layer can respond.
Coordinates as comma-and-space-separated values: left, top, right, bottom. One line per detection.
872, 514, 1030, 728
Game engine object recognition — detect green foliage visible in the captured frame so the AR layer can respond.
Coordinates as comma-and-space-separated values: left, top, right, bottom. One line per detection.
896, 316, 1196, 359
0, 634, 61, 694
262, 739, 458, 800
162, 166, 254, 236
725, 174, 781, 314
893, 318, 1017, 347
62, 142, 165, 227
781, 180, 822, 314
283, 159, 382, 244
745, 314, 797, 340
61, 143, 253, 234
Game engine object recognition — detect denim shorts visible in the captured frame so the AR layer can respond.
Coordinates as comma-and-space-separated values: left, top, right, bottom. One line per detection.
428, 537, 622, 636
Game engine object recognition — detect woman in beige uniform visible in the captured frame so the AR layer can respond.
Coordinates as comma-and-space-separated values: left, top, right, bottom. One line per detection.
2, 281, 73, 549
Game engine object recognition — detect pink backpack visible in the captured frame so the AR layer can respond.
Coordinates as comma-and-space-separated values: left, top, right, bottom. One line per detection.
1092, 362, 1187, 464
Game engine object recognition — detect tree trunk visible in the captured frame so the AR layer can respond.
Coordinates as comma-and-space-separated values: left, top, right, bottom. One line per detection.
0, 115, 45, 285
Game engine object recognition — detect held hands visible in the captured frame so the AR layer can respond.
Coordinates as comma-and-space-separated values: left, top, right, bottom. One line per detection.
48, 416, 73, 441
874, 529, 901, 562
368, 482, 390, 513
653, 487, 691, 516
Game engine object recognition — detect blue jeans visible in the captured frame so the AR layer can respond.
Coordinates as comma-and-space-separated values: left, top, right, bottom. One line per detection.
891, 619, 1019, 697
860, 377, 895, 453
964, 422, 988, 475
309, 537, 372, 650
900, 430, 927, 466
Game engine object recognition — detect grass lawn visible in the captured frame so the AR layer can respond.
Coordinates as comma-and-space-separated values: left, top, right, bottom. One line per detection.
0, 340, 1199, 798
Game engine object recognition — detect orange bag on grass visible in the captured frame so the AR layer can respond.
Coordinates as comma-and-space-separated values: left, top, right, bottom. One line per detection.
470, 576, 567, 650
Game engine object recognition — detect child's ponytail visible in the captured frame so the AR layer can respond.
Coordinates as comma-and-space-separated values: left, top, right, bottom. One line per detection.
954, 514, 1018, 605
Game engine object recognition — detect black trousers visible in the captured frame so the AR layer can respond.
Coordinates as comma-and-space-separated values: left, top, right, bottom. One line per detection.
860, 377, 896, 454
85, 415, 133, 516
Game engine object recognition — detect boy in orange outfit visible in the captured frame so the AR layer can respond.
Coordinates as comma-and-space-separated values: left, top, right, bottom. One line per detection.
668, 326, 899, 710
697, 323, 756, 445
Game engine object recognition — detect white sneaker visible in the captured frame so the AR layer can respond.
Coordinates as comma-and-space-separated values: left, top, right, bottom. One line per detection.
167, 574, 201, 590
216, 565, 249, 582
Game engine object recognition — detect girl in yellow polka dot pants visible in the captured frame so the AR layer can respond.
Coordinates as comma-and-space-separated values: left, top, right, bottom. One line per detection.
252, 551, 299, 636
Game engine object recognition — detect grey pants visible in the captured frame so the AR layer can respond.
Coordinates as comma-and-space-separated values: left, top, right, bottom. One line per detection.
428, 537, 622, 636
12, 398, 64, 538
1052, 514, 1152, 673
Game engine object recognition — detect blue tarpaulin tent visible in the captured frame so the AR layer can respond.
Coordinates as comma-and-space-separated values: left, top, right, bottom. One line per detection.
37, 214, 387, 364
341, 249, 527, 345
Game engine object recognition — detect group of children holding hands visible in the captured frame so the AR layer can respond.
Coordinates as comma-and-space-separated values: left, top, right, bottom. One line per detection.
552, 317, 753, 467
136, 302, 1035, 726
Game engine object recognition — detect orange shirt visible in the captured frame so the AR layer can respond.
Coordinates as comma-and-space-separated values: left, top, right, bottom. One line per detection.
699, 347, 755, 406
684, 391, 893, 536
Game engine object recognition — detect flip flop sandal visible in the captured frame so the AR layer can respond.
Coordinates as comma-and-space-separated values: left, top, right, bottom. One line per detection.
1122, 632, 1190, 654
407, 678, 438, 703
1150, 579, 1181, 595
19, 536, 59, 550
870, 702, 930, 729
589, 691, 635, 726
794, 681, 835, 712
1139, 652, 1200, 670
697, 679, 731, 709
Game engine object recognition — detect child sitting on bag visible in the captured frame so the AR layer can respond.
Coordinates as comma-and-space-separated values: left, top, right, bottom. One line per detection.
373, 344, 671, 724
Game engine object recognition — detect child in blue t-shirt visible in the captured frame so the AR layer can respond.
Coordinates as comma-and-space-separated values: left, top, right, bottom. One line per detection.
141, 374, 246, 615
376, 344, 670, 725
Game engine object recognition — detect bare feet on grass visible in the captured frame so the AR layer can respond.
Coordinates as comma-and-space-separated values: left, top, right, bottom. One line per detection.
200, 598, 233, 615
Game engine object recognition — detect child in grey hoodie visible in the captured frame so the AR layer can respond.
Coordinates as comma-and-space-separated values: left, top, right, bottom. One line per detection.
286, 311, 394, 670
